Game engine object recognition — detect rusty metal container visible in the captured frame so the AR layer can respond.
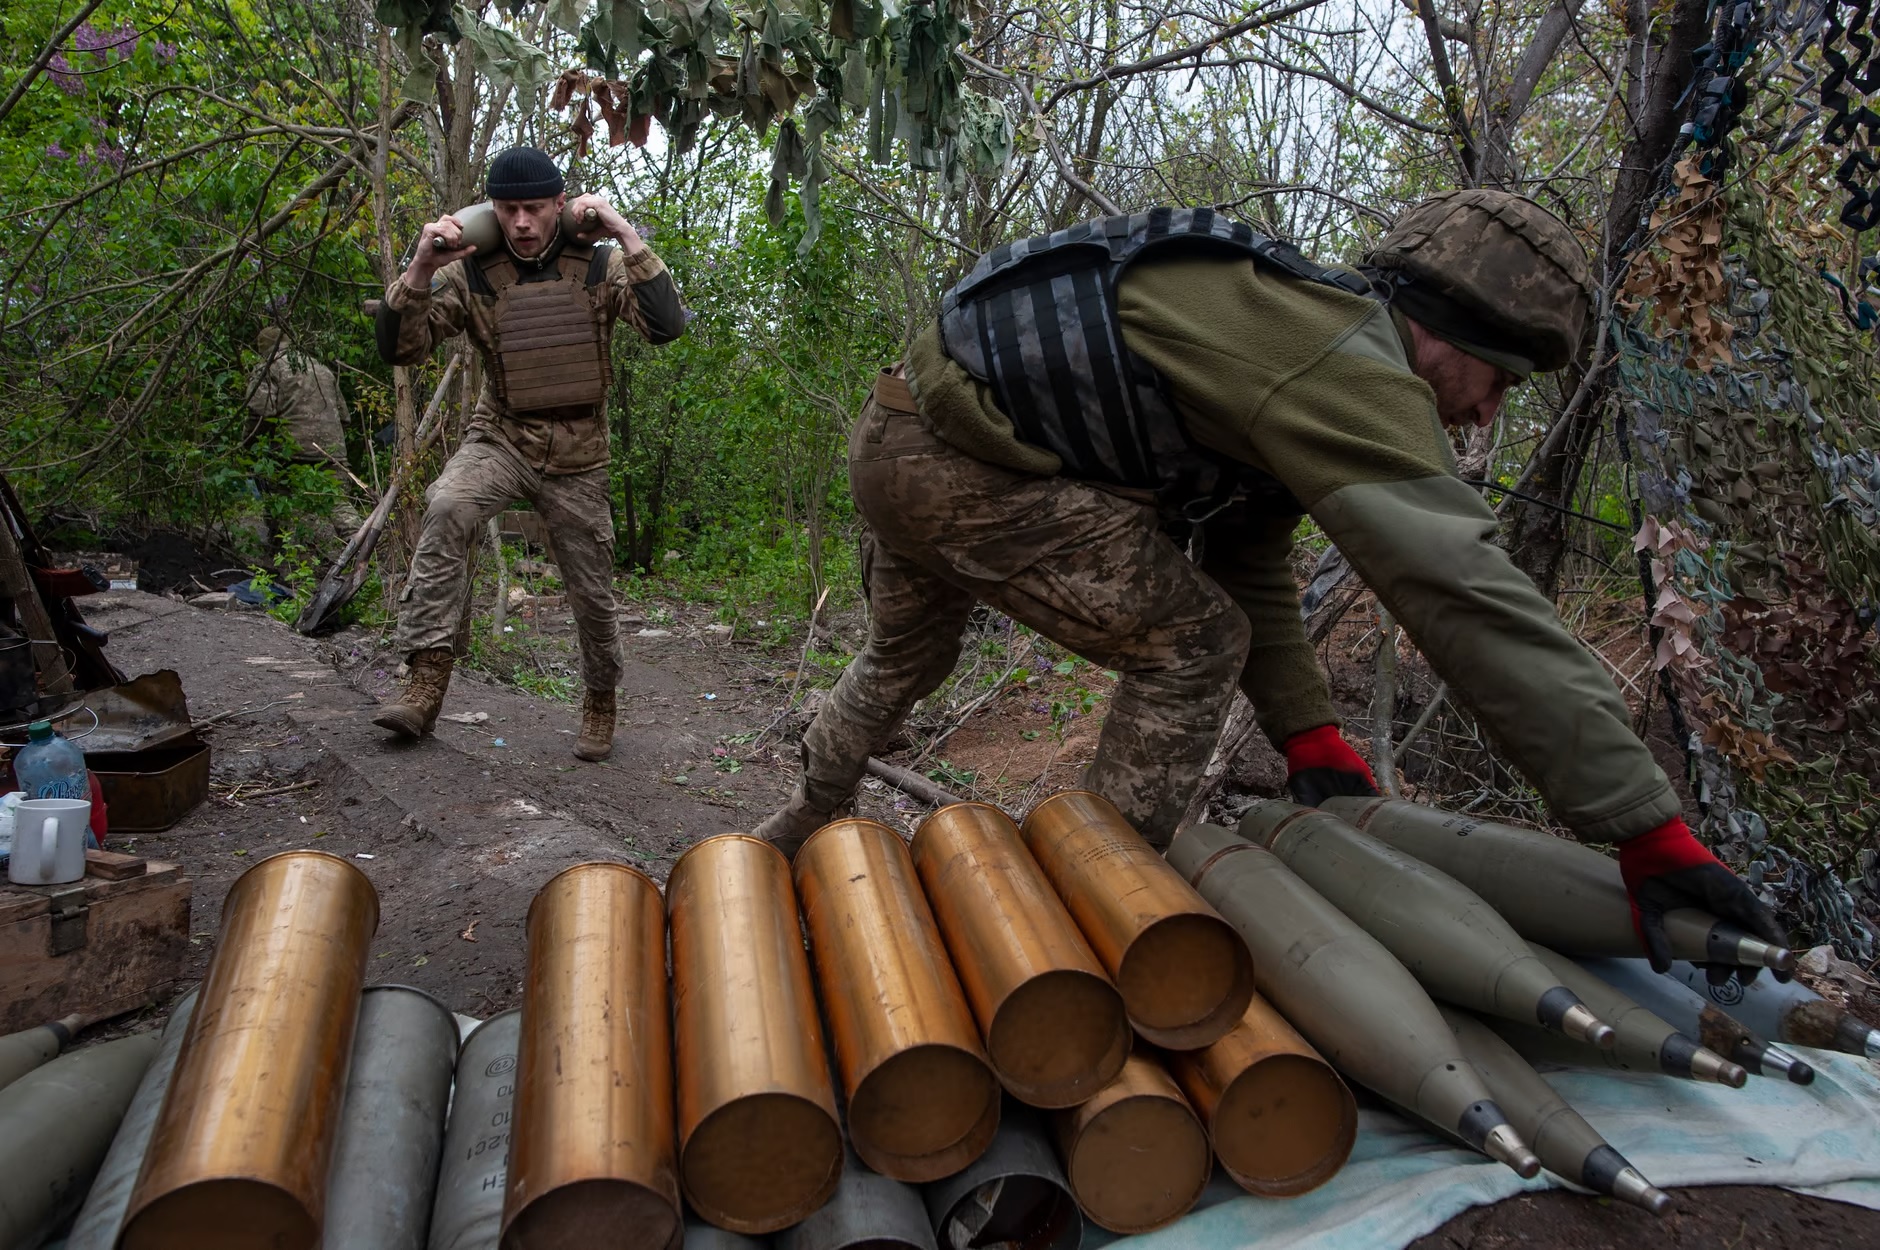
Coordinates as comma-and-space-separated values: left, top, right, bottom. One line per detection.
324, 985, 462, 1250
795, 819, 999, 1182
669, 834, 842, 1233
921, 1099, 1081, 1250
1020, 791, 1251, 1049
1051, 1050, 1210, 1234
1165, 994, 1356, 1196
685, 1215, 772, 1250
122, 850, 378, 1250
910, 803, 1129, 1109
502, 862, 679, 1250
66, 990, 199, 1250
427, 1011, 520, 1250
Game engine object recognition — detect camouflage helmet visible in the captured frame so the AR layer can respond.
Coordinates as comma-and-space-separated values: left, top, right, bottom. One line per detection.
1366, 189, 1591, 373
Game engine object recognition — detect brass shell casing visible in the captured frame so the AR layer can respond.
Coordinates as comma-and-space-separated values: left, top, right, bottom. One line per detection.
910, 803, 1130, 1108
1021, 792, 1252, 1049
1052, 1050, 1211, 1234
1164, 995, 1356, 1196
669, 835, 842, 1233
122, 851, 379, 1250
795, 819, 1000, 1181
502, 863, 679, 1250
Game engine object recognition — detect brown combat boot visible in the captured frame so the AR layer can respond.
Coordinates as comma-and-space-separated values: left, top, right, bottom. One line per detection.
372, 647, 454, 738
751, 787, 841, 861
574, 689, 616, 762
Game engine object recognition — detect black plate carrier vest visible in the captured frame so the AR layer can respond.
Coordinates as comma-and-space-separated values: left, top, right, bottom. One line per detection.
938, 206, 1374, 517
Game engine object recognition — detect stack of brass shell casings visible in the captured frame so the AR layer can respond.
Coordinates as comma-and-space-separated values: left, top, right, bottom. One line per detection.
1240, 802, 1613, 1047
325, 985, 463, 1250
1321, 797, 1796, 975
1052, 1051, 1211, 1234
921, 1100, 1082, 1250
0, 1033, 159, 1248
1668, 959, 1880, 1060
1164, 996, 1356, 1196
1166, 822, 1538, 1178
670, 835, 843, 1232
504, 863, 680, 1250
67, 991, 199, 1250
428, 1011, 520, 1250
123, 850, 379, 1250
1439, 1008, 1671, 1215
1494, 946, 1747, 1087
910, 803, 1131, 1107
797, 819, 1000, 1181
1584, 958, 1815, 1085
1021, 792, 1252, 1048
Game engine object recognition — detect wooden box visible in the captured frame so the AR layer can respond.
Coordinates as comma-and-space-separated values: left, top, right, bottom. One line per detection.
0, 860, 192, 1033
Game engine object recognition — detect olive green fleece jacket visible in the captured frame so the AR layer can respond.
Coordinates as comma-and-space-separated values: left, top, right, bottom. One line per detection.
905, 252, 1679, 844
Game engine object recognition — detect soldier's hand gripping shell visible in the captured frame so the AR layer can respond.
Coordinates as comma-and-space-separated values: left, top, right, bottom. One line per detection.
418, 214, 475, 268
1618, 817, 1789, 986
1283, 726, 1380, 808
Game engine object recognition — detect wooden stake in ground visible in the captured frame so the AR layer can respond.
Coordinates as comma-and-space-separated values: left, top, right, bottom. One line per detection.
294, 355, 462, 635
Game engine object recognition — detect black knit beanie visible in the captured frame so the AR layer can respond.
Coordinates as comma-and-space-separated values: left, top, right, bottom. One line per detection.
486, 146, 564, 200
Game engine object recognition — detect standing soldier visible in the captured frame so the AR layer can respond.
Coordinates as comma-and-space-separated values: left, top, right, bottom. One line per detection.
245, 327, 361, 547
371, 146, 686, 760
753, 194, 1783, 964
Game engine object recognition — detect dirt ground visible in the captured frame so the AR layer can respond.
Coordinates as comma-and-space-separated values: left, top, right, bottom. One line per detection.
49, 588, 1880, 1248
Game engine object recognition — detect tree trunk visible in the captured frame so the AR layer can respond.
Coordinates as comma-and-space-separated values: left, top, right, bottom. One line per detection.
1505, 0, 1711, 597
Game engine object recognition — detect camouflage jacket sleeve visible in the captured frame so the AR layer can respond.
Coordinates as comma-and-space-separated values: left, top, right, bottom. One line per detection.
605, 245, 687, 345
375, 264, 473, 365
1254, 308, 1680, 843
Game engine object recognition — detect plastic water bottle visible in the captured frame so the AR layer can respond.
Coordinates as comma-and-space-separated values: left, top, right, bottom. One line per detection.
13, 721, 99, 844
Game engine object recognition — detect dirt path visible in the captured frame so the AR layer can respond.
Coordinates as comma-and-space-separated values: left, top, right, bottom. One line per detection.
74, 591, 1880, 1248
86, 590, 796, 1016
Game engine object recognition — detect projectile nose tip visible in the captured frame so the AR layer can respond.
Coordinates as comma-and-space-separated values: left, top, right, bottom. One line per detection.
1482, 1124, 1541, 1178
1559, 1003, 1615, 1049
1690, 1046, 1749, 1087
1788, 1059, 1817, 1085
1764, 946, 1798, 973
1612, 1169, 1674, 1216
1864, 1030, 1880, 1062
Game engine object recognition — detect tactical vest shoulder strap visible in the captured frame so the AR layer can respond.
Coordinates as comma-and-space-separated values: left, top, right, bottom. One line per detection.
585, 243, 615, 287
936, 206, 1373, 505
466, 253, 506, 297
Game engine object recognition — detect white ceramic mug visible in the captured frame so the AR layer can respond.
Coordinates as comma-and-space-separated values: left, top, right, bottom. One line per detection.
8, 798, 90, 886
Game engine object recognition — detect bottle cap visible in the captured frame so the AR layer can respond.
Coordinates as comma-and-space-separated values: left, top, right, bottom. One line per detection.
26, 720, 52, 742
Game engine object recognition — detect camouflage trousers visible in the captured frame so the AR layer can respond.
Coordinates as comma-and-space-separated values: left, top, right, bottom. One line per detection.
797, 396, 1252, 847
393, 437, 621, 693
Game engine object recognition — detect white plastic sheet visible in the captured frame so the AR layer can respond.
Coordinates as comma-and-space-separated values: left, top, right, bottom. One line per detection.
1089, 1049, 1880, 1250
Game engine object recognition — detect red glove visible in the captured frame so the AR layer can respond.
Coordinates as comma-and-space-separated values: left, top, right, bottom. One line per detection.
1618, 816, 1786, 983
1284, 725, 1379, 807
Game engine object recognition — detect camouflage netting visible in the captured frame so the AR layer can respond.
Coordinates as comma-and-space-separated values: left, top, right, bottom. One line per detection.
1613, 3, 1880, 960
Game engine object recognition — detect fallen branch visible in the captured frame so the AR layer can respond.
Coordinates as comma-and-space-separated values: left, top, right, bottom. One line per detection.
192, 693, 307, 729
865, 757, 968, 808
219, 778, 320, 802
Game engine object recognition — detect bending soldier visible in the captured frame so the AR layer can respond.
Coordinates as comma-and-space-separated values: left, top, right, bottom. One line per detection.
245, 327, 361, 548
754, 193, 1783, 965
371, 146, 686, 760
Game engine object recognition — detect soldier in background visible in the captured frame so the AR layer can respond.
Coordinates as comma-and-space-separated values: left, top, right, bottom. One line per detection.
370, 145, 686, 761
244, 326, 362, 548
752, 192, 1784, 972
